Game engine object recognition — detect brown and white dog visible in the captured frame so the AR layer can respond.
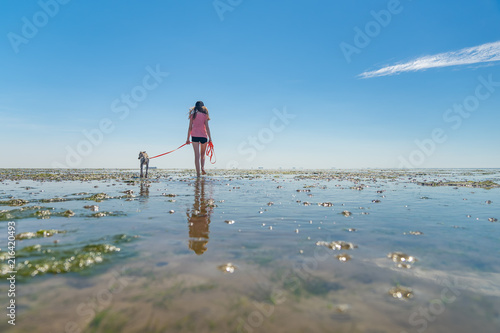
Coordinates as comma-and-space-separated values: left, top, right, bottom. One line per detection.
138, 151, 149, 178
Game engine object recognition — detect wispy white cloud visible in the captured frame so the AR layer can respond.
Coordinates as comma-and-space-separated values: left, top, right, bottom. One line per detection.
359, 41, 500, 79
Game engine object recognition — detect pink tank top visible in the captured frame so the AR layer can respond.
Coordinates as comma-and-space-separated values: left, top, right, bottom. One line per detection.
190, 112, 208, 138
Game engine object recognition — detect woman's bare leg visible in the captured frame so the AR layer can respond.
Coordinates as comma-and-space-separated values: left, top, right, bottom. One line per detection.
192, 142, 201, 177
200, 143, 207, 175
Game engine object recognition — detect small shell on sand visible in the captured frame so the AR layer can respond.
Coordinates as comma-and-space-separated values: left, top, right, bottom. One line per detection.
389, 286, 414, 299
218, 263, 236, 273
404, 231, 423, 235
335, 253, 352, 262
84, 205, 99, 212
334, 304, 351, 313
316, 241, 357, 250
388, 252, 417, 268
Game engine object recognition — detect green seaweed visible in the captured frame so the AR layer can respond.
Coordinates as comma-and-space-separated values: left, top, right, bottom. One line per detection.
2, 244, 120, 277
113, 234, 140, 243
303, 277, 342, 295
86, 309, 128, 333
188, 283, 217, 293
35, 209, 51, 218
418, 180, 500, 189
0, 205, 43, 221
0, 206, 90, 221
87, 193, 110, 202
81, 244, 121, 253
0, 198, 29, 206
39, 197, 67, 203
16, 229, 67, 240
63, 210, 75, 217
279, 270, 343, 299
0, 234, 138, 279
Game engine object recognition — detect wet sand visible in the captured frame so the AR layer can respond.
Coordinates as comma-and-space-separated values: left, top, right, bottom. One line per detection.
0, 169, 499, 332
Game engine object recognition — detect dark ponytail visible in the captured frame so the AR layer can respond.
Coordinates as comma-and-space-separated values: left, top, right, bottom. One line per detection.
192, 101, 206, 119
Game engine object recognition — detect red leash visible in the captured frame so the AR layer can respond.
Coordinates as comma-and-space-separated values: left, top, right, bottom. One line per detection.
149, 142, 191, 159
206, 141, 216, 164
149, 141, 216, 164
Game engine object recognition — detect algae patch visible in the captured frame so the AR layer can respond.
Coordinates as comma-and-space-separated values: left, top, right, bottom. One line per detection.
86, 193, 110, 202
418, 180, 500, 189
16, 229, 67, 240
0, 244, 119, 277
316, 241, 357, 250
39, 197, 67, 203
0, 234, 138, 279
0, 198, 29, 206
0, 206, 45, 221
0, 206, 80, 221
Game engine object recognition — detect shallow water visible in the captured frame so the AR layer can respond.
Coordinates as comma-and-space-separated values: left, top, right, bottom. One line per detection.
1, 169, 499, 332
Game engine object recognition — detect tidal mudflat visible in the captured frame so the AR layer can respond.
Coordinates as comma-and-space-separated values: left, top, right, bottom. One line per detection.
0, 168, 499, 333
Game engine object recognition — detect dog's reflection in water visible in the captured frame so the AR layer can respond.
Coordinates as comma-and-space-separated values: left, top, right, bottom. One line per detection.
187, 178, 212, 255
139, 181, 150, 197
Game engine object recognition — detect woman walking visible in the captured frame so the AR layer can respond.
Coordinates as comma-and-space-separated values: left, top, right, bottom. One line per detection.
186, 101, 212, 177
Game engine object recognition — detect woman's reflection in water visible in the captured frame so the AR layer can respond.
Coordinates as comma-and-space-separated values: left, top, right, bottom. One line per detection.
187, 178, 213, 255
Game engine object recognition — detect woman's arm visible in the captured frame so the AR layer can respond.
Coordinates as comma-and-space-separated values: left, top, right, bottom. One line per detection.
205, 119, 212, 142
186, 117, 193, 144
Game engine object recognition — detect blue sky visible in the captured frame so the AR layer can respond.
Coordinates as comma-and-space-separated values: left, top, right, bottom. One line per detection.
1, 0, 499, 169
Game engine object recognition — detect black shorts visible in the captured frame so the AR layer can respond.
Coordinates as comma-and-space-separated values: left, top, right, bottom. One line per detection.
191, 136, 208, 144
